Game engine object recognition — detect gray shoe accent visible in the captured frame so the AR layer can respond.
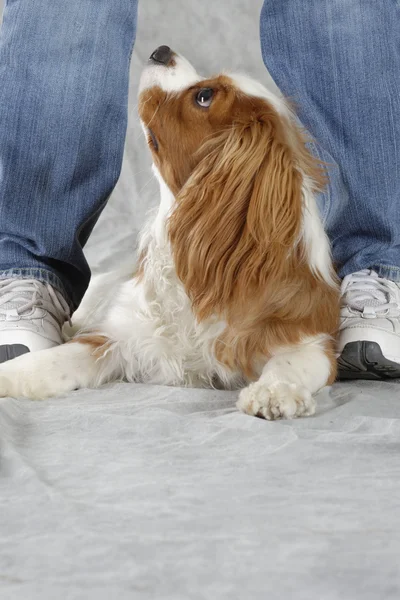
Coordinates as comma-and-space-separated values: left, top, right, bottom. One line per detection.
337, 341, 400, 380
0, 344, 30, 364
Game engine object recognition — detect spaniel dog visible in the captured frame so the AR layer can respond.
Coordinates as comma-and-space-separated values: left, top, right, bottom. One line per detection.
0, 47, 340, 420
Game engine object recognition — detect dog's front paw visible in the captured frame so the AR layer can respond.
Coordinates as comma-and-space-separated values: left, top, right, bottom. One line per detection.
237, 381, 315, 420
0, 372, 52, 400
0, 366, 72, 400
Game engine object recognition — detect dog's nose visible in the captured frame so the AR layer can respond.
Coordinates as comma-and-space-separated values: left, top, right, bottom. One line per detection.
149, 45, 173, 66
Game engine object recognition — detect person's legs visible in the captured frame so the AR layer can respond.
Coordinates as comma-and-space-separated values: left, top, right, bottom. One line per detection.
260, 0, 400, 378
0, 0, 138, 311
0, 0, 137, 361
260, 0, 400, 277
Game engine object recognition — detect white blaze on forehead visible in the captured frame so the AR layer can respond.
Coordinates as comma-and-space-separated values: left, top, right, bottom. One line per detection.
139, 54, 202, 93
227, 72, 290, 117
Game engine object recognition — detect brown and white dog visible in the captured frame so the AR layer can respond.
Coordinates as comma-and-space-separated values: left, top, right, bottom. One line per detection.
0, 47, 340, 419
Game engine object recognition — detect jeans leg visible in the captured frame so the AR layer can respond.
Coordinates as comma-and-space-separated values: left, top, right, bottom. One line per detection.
260, 0, 400, 281
0, 0, 138, 310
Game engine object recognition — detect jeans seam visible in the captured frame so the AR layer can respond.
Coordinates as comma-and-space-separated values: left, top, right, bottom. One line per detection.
372, 264, 400, 272
369, 264, 400, 283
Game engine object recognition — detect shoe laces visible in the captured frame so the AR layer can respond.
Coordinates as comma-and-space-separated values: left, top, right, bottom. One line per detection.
341, 269, 400, 317
0, 279, 71, 324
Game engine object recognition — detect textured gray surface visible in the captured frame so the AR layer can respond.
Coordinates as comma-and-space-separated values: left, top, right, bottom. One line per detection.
1, 1, 400, 599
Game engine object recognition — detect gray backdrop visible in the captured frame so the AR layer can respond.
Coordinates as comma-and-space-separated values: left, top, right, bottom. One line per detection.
1, 3, 400, 600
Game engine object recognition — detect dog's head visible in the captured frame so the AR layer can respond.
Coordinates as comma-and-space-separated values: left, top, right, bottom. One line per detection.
138, 46, 326, 320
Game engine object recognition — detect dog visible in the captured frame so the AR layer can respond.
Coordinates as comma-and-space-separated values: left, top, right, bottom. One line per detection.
0, 46, 340, 420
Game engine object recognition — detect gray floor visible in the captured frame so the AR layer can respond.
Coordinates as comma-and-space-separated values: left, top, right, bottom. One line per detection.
1, 2, 400, 599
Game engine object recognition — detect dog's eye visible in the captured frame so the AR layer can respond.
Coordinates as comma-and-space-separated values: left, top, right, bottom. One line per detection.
148, 128, 158, 151
195, 88, 214, 108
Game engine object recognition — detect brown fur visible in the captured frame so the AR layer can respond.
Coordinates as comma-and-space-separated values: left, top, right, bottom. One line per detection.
139, 75, 340, 381
72, 334, 111, 359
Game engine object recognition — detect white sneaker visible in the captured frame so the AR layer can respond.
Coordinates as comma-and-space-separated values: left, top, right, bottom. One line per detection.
0, 279, 70, 363
337, 269, 400, 379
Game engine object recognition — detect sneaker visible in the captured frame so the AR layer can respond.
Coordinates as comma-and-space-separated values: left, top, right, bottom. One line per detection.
0, 279, 70, 363
337, 269, 400, 379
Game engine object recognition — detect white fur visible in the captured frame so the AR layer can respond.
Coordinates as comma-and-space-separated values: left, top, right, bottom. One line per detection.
139, 53, 201, 93
237, 335, 331, 419
0, 343, 102, 400
0, 53, 336, 419
228, 72, 289, 117
301, 175, 337, 287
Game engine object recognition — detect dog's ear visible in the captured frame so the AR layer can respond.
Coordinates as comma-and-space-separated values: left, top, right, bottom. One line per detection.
168, 114, 310, 320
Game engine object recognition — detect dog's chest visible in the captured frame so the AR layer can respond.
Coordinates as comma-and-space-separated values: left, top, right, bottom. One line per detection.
107, 245, 232, 386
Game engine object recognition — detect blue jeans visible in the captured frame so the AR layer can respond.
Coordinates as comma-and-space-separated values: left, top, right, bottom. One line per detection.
260, 0, 400, 282
0, 0, 138, 310
0, 1, 399, 311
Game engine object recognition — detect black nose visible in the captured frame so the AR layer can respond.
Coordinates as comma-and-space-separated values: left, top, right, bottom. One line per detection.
149, 45, 172, 65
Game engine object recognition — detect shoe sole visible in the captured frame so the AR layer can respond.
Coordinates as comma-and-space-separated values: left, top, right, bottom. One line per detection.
0, 344, 30, 364
337, 341, 400, 380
